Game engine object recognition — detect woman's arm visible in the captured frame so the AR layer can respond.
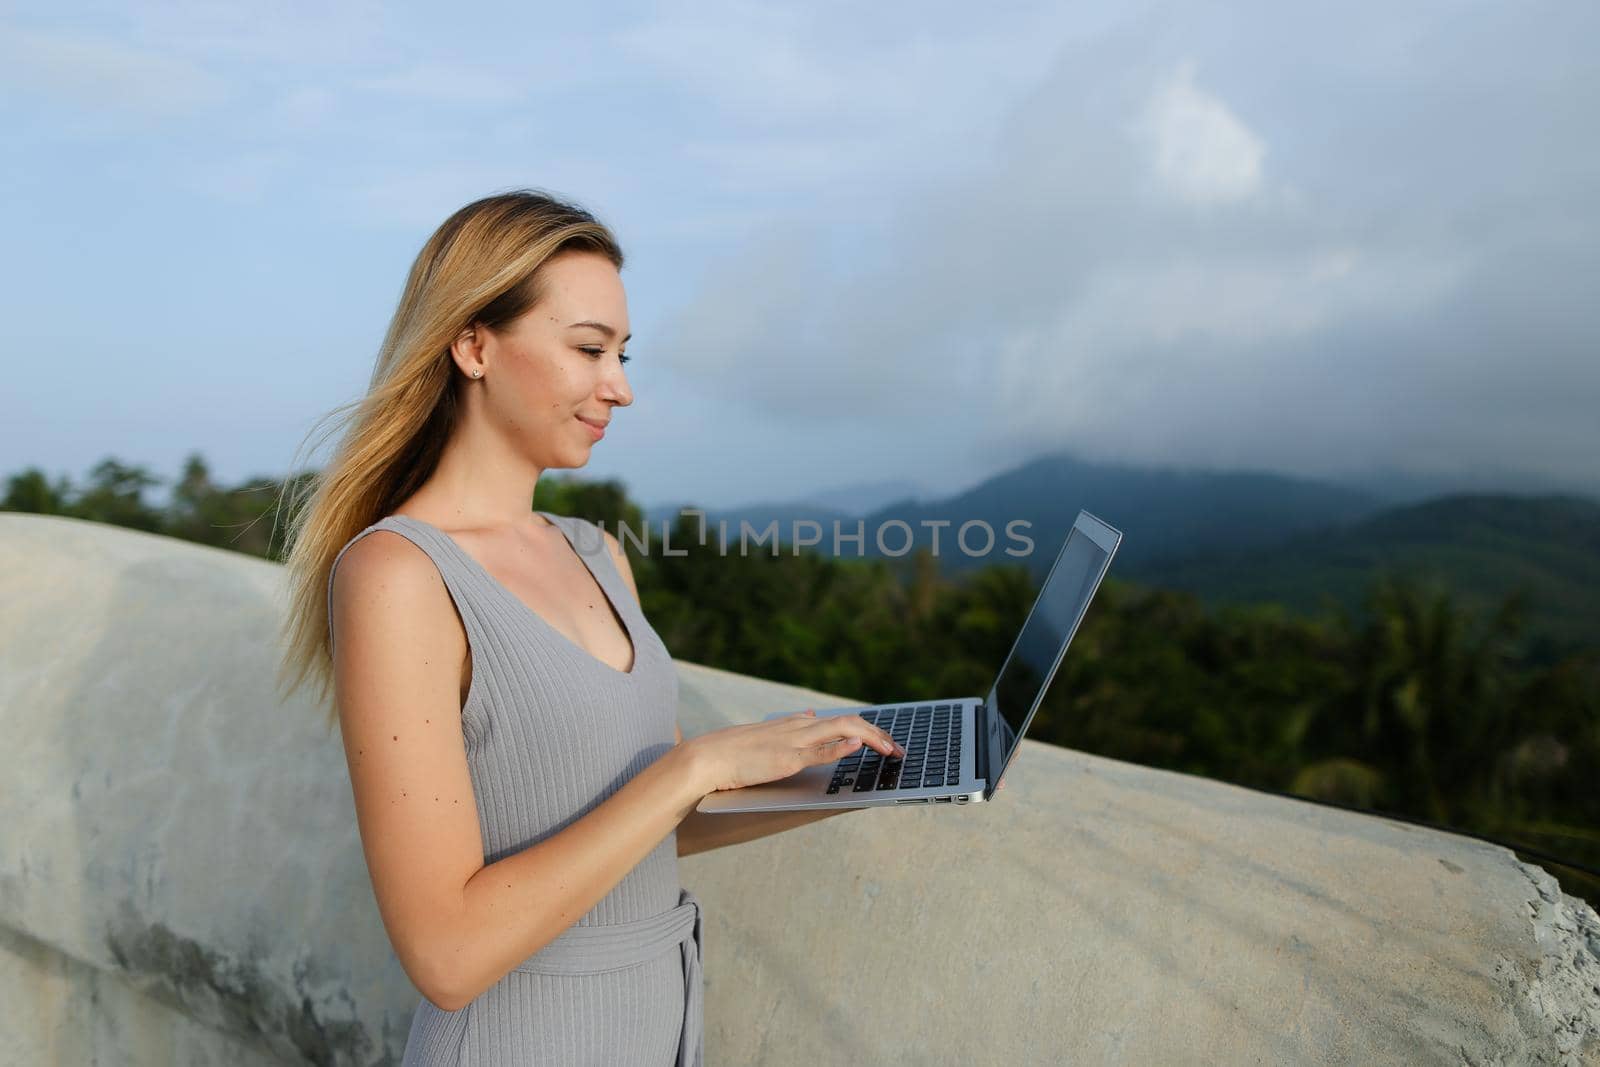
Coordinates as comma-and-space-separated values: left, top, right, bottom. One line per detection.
670, 713, 862, 857
333, 532, 715, 1013
600, 529, 866, 857
676, 803, 859, 856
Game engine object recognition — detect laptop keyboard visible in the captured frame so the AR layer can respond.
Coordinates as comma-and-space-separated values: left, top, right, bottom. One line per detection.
826, 704, 963, 794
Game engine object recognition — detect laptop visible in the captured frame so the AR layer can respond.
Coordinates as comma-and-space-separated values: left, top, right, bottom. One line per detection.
696, 509, 1122, 813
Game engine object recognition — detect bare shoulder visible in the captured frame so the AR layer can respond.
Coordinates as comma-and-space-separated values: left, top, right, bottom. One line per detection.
332, 527, 444, 607
331, 530, 467, 666
328, 528, 482, 1008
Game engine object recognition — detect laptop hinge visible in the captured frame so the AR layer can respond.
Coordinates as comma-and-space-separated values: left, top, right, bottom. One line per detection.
974, 701, 989, 793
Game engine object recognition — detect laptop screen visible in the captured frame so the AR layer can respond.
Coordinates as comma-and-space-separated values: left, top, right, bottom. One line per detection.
980, 512, 1119, 797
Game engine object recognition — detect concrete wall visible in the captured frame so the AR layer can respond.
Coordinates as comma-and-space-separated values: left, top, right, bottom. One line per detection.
2, 513, 1597, 1065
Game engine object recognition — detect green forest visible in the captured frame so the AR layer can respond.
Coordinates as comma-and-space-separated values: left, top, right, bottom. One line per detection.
5, 453, 1597, 906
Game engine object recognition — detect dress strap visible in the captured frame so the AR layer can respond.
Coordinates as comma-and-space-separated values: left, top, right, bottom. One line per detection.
325, 516, 480, 660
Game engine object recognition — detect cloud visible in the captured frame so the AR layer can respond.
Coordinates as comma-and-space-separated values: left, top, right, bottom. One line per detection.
1130, 59, 1265, 206
653, 3, 1600, 492
0, 27, 230, 118
613, 0, 1091, 198
6, 0, 1596, 505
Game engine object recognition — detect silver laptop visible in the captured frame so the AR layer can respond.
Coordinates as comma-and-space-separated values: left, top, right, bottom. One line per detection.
696, 509, 1122, 814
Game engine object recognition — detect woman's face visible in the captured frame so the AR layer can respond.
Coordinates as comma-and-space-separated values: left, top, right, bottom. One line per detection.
467, 249, 633, 470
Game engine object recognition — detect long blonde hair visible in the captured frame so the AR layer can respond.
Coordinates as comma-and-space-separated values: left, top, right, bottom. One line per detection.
274, 189, 625, 731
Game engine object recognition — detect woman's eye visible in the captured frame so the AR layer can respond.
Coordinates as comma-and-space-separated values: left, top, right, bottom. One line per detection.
580, 346, 630, 365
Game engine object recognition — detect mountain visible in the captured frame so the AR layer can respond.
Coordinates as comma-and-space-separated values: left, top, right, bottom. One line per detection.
642, 500, 858, 546
853, 452, 1387, 576
642, 478, 931, 544
1138, 493, 1600, 655
1333, 465, 1600, 509
790, 478, 930, 516
635, 460, 1600, 655
646, 452, 1390, 573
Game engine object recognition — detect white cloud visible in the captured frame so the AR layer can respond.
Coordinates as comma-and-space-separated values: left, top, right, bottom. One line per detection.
614, 2, 845, 122
995, 245, 1473, 445
5, 0, 1597, 502
614, 0, 1092, 198
1131, 59, 1266, 206
651, 5, 1598, 494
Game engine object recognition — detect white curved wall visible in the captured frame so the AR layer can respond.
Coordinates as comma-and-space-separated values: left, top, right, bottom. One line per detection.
2, 513, 1596, 1065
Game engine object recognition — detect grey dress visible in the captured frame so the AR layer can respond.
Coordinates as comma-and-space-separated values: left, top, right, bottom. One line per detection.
327, 511, 703, 1066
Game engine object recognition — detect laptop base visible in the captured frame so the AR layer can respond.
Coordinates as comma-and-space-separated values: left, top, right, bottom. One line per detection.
695, 699, 988, 814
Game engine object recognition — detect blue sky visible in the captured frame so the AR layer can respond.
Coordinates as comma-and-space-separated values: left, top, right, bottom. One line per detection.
3, 0, 1597, 510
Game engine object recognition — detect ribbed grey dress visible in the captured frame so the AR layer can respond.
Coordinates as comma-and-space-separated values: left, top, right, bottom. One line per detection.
326, 510, 703, 1067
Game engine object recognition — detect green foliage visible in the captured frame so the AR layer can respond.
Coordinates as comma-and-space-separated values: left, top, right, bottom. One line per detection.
2, 467, 75, 514
2, 453, 309, 560
1140, 493, 1600, 661
76, 458, 167, 530
533, 473, 642, 533
7, 458, 1597, 905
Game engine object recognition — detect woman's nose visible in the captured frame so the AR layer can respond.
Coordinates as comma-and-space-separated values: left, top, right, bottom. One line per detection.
605, 366, 633, 407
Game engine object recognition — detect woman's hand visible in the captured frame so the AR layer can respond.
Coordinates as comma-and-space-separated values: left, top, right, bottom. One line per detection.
689, 708, 903, 794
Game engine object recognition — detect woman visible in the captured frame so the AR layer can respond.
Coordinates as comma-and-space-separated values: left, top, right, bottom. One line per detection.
272, 189, 916, 1065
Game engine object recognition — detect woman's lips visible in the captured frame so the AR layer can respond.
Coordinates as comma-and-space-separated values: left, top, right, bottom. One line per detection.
576, 415, 606, 441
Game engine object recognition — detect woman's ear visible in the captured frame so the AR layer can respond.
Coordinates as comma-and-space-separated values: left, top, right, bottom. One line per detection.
450, 324, 488, 379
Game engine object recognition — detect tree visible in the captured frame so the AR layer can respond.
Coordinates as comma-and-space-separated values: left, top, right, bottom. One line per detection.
70, 458, 165, 531
1, 467, 75, 514
1338, 575, 1524, 822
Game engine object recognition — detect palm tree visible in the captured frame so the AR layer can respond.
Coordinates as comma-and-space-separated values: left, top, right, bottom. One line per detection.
1340, 575, 1524, 822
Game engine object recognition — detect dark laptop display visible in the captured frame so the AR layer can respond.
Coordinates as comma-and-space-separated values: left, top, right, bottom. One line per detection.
979, 513, 1120, 798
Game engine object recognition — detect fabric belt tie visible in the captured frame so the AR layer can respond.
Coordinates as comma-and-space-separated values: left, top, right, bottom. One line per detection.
511, 886, 704, 1067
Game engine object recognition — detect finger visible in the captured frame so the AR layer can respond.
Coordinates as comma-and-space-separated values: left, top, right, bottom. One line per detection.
803, 737, 862, 763
847, 716, 898, 755
806, 717, 898, 755
858, 714, 898, 749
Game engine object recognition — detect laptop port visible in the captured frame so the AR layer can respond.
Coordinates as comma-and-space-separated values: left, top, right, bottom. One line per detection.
934, 796, 952, 803
898, 797, 929, 804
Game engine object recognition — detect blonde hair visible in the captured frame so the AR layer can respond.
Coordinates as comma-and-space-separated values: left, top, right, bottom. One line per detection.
273, 188, 625, 731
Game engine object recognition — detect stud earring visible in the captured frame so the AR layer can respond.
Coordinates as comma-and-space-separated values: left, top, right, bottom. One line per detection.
472, 369, 482, 378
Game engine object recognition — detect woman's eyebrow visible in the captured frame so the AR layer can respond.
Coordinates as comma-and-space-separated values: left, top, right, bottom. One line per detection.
567, 320, 632, 343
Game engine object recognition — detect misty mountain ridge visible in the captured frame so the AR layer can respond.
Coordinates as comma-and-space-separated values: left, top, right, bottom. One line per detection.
646, 451, 1390, 563
644, 476, 930, 532
634, 452, 1599, 653
1140, 492, 1600, 656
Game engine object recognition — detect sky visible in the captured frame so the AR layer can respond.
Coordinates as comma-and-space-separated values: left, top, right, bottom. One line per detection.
3, 0, 1597, 511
